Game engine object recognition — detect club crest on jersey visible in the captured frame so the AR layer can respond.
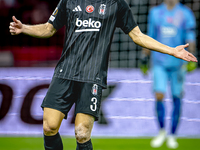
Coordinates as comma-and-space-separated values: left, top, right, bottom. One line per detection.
86, 5, 95, 13
99, 4, 106, 15
91, 84, 98, 96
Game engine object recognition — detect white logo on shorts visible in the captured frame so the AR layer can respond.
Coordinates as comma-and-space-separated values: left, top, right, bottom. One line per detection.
91, 84, 98, 96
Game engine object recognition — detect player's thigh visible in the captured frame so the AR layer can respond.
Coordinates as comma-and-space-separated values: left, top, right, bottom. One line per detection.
43, 107, 65, 134
170, 66, 186, 98
152, 65, 168, 94
41, 77, 77, 119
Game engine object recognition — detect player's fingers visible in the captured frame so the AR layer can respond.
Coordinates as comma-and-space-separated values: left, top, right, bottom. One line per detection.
10, 22, 16, 28
9, 24, 15, 30
188, 52, 195, 58
183, 52, 197, 62
12, 16, 19, 24
10, 27, 15, 33
183, 56, 190, 62
183, 43, 189, 48
9, 25, 16, 34
10, 31, 14, 35
10, 29, 18, 35
9, 24, 15, 33
10, 30, 16, 35
12, 16, 17, 22
10, 22, 14, 26
188, 53, 198, 62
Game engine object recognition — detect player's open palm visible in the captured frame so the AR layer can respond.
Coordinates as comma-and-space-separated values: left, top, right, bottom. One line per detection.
9, 16, 23, 35
173, 43, 197, 62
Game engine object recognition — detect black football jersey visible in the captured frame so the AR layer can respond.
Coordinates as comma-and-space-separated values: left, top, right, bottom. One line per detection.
48, 0, 137, 88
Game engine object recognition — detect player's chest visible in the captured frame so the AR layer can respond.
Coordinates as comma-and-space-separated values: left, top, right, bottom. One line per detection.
155, 10, 185, 37
156, 10, 184, 28
66, 0, 117, 20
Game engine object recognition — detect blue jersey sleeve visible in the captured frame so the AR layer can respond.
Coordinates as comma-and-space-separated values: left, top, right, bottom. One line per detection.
147, 8, 156, 39
184, 8, 196, 42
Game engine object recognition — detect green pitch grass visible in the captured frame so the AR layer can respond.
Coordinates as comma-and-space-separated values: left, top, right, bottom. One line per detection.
0, 137, 199, 150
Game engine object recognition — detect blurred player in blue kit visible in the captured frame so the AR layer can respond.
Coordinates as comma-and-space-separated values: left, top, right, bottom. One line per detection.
141, 0, 196, 149
10, 0, 197, 150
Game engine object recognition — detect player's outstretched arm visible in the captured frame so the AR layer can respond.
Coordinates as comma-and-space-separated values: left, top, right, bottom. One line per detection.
128, 26, 197, 62
9, 16, 57, 38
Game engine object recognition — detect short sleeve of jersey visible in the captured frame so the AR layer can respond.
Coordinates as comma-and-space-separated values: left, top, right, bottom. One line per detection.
184, 8, 196, 42
116, 0, 137, 34
48, 0, 67, 30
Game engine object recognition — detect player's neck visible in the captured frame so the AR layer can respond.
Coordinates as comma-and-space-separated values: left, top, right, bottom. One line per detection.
164, 1, 179, 10
166, 3, 177, 10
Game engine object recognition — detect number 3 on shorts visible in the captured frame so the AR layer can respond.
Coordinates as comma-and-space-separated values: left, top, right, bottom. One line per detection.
90, 97, 97, 111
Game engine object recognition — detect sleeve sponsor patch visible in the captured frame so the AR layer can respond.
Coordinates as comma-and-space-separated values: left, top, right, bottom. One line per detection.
49, 15, 55, 22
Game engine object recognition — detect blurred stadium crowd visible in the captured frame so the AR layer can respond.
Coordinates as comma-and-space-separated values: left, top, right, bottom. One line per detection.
0, 0, 199, 67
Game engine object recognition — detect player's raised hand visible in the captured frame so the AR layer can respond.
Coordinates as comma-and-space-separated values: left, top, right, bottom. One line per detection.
9, 16, 23, 35
173, 43, 197, 62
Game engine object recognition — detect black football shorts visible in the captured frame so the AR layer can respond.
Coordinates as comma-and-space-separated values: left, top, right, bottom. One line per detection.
41, 77, 102, 121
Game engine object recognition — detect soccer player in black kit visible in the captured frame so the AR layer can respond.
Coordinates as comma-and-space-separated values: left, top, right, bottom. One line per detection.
9, 0, 197, 150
